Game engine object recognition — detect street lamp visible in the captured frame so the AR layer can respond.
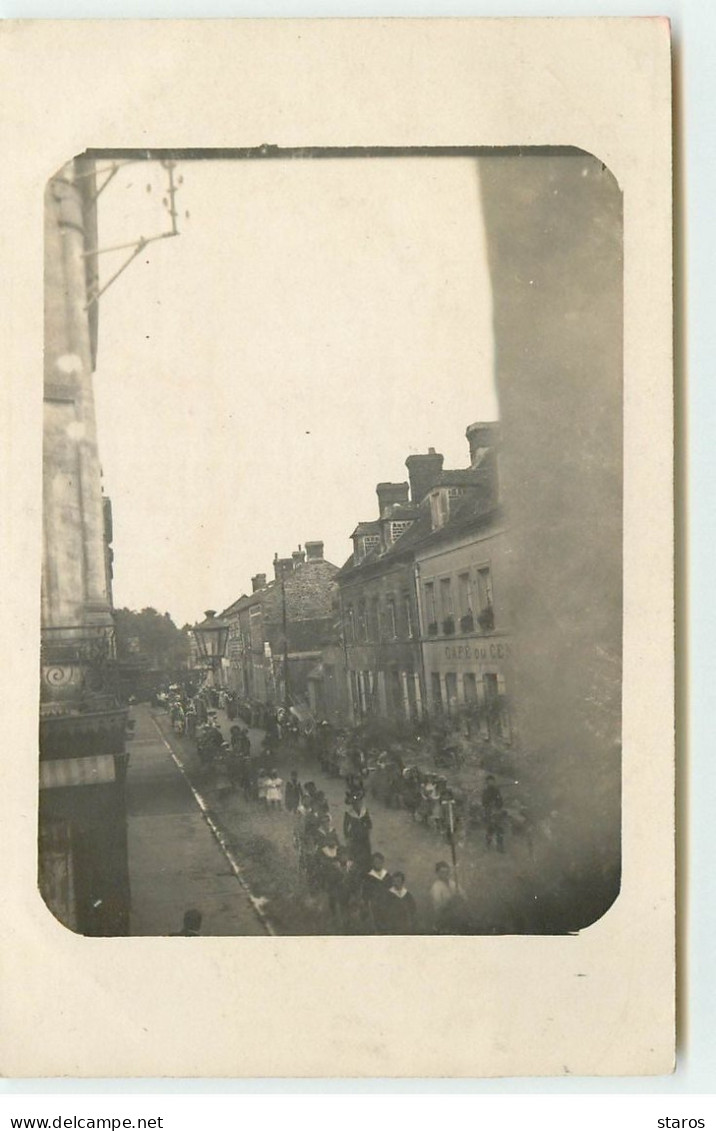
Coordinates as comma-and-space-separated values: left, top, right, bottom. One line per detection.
192, 610, 229, 680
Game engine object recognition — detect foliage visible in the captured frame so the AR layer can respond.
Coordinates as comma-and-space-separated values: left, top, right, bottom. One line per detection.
113, 606, 190, 673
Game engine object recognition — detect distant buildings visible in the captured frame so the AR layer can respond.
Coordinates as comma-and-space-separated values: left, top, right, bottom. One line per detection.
336, 422, 509, 733
214, 420, 511, 740
220, 541, 347, 716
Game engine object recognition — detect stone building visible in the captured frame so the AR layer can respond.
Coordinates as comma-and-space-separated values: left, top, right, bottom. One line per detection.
336, 423, 501, 728
40, 158, 130, 935
221, 541, 343, 709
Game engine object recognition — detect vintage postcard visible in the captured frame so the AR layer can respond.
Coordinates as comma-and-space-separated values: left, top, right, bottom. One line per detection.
0, 18, 673, 1076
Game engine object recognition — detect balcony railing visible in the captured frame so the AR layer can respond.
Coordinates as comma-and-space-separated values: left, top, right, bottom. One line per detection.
427, 621, 438, 637
41, 623, 120, 700
41, 624, 116, 665
460, 612, 475, 633
442, 616, 456, 636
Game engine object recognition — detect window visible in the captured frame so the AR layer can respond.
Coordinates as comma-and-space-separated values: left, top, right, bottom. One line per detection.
440, 578, 455, 634
445, 672, 458, 712
429, 489, 450, 529
440, 577, 454, 617
370, 597, 380, 641
458, 572, 474, 631
249, 605, 263, 651
447, 486, 466, 499
477, 565, 493, 608
364, 534, 380, 554
403, 593, 414, 638
424, 582, 437, 634
389, 669, 402, 713
463, 672, 478, 704
345, 606, 355, 643
385, 598, 397, 639
483, 672, 502, 736
476, 566, 495, 631
390, 520, 414, 543
358, 601, 368, 642
431, 672, 442, 709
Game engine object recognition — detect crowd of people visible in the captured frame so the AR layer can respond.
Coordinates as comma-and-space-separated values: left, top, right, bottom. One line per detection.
158, 685, 474, 933
158, 683, 532, 853
152, 681, 538, 933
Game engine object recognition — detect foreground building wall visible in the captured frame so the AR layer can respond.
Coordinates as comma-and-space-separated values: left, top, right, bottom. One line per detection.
479, 151, 623, 928
41, 158, 130, 935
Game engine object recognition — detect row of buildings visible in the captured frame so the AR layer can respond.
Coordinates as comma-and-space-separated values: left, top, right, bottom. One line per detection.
216, 420, 512, 742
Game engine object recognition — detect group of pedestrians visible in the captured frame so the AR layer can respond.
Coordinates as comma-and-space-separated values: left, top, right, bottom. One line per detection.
245, 761, 469, 933
158, 686, 481, 933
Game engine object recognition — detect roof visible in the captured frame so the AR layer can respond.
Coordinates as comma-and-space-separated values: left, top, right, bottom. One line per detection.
220, 556, 339, 618
338, 489, 502, 583
435, 468, 489, 487
350, 521, 381, 538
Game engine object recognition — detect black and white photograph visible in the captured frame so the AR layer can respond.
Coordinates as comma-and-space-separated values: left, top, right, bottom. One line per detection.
40, 146, 622, 939
1, 17, 674, 1079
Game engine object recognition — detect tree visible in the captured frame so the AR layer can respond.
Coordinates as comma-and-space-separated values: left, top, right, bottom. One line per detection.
114, 607, 190, 673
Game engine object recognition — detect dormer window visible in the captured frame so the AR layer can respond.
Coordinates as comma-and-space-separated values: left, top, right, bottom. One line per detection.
429, 489, 450, 529
390, 520, 414, 543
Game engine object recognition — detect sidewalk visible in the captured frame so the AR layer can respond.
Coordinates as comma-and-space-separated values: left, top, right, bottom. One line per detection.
125, 704, 267, 937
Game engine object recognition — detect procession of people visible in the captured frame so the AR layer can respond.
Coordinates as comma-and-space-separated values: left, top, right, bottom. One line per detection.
151, 678, 530, 934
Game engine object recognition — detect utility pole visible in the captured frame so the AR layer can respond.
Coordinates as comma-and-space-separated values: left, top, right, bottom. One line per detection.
281, 571, 291, 710
443, 795, 459, 888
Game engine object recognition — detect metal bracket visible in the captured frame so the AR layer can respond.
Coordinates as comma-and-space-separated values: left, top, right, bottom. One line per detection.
83, 160, 182, 310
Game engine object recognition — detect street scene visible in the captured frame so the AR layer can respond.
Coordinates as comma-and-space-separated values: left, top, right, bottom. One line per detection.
39, 150, 623, 937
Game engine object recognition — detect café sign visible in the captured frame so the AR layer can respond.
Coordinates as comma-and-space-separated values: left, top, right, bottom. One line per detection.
443, 641, 512, 662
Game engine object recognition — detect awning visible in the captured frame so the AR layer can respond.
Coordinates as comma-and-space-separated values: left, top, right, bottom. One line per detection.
40, 754, 116, 790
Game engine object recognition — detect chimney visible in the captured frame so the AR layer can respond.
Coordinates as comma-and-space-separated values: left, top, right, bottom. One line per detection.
376, 482, 410, 518
466, 422, 500, 466
292, 547, 306, 566
274, 556, 294, 580
251, 573, 267, 592
405, 448, 444, 504
304, 540, 324, 561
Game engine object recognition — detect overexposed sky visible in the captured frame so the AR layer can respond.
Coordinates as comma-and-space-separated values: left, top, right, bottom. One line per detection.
92, 156, 498, 626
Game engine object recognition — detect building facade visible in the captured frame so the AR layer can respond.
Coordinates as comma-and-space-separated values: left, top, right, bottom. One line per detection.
40, 158, 130, 935
221, 541, 343, 709
337, 423, 503, 729
415, 509, 511, 741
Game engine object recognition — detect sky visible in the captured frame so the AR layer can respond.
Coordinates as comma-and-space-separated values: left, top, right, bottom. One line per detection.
92, 155, 498, 626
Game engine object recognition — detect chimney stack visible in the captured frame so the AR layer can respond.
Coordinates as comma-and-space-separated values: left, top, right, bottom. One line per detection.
304, 540, 324, 561
292, 547, 306, 566
466, 422, 500, 466
251, 573, 267, 592
405, 448, 444, 504
274, 556, 294, 580
376, 482, 410, 518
